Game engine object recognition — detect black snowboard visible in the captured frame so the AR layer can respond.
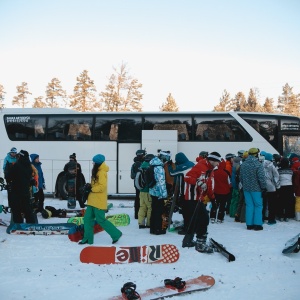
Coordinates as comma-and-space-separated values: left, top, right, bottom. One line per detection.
282, 233, 300, 254
66, 161, 77, 209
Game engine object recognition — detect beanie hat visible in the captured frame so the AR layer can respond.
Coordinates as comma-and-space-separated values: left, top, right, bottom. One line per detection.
136, 149, 146, 156
207, 152, 222, 162
225, 153, 236, 160
248, 148, 260, 156
93, 154, 105, 164
18, 150, 29, 158
10, 147, 17, 153
30, 153, 39, 162
264, 153, 273, 162
199, 151, 209, 158
69, 153, 76, 159
243, 151, 249, 158
158, 150, 171, 162
237, 150, 245, 158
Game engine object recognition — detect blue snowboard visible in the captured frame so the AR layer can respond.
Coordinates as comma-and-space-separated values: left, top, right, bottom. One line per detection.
7, 222, 76, 235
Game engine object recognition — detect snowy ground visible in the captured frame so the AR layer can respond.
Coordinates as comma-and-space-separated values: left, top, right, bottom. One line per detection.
0, 191, 299, 300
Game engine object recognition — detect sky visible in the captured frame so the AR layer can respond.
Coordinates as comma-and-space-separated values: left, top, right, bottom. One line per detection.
0, 194, 299, 300
1, 0, 300, 111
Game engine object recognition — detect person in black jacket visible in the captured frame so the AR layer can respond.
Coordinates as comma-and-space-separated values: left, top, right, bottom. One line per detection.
130, 150, 146, 219
6, 150, 36, 223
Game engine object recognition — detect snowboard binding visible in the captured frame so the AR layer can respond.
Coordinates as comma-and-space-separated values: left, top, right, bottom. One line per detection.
164, 277, 186, 291
121, 282, 141, 300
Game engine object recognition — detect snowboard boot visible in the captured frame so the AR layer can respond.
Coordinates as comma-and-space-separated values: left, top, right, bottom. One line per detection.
121, 282, 141, 300
182, 233, 195, 248
195, 234, 214, 254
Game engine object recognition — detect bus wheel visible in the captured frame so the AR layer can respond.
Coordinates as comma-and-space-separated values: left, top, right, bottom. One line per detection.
57, 175, 68, 200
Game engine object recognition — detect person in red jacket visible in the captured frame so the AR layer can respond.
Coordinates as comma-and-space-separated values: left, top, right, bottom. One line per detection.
180, 152, 220, 253
209, 158, 231, 223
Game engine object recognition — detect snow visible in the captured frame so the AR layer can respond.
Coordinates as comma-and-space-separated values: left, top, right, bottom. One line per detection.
0, 191, 299, 300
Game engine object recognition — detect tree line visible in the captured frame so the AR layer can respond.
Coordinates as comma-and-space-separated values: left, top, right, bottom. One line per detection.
0, 62, 299, 117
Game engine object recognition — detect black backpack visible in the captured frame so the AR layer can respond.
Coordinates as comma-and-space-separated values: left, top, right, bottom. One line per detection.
134, 165, 159, 190
131, 161, 141, 179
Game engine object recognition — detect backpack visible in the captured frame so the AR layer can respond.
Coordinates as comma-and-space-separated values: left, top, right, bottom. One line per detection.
134, 165, 159, 190
131, 161, 141, 179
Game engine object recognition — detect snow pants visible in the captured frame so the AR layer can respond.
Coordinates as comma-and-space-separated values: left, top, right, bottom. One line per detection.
243, 191, 263, 226
229, 188, 239, 218
82, 205, 122, 244
138, 191, 152, 226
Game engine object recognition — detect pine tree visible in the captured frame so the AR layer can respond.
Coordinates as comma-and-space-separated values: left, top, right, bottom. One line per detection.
278, 83, 300, 116
70, 70, 98, 112
159, 93, 179, 111
0, 84, 5, 109
213, 90, 231, 111
45, 78, 67, 108
12, 82, 32, 108
33, 96, 46, 108
233, 92, 247, 111
100, 62, 143, 112
246, 88, 262, 112
262, 97, 275, 113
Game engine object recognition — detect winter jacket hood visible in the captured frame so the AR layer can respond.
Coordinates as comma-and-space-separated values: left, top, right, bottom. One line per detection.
263, 160, 280, 191
30, 153, 39, 162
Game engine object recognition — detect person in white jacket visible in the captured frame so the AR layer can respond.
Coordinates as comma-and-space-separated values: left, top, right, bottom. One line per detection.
263, 153, 280, 225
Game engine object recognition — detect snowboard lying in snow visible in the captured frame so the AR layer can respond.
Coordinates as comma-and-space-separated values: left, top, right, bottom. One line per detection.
80, 244, 180, 265
109, 275, 215, 300
282, 233, 300, 254
6, 222, 76, 235
68, 213, 130, 242
210, 238, 236, 262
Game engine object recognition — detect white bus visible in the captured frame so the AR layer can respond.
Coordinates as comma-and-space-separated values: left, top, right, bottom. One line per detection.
1, 108, 299, 196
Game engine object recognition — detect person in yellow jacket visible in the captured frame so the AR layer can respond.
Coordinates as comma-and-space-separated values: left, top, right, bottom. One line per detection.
79, 154, 122, 245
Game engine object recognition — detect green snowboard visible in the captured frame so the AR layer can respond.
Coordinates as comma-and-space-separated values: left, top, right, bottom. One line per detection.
67, 213, 130, 226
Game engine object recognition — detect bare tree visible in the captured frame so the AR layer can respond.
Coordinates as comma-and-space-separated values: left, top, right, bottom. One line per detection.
70, 70, 98, 112
100, 62, 143, 112
160, 93, 179, 111
12, 82, 32, 108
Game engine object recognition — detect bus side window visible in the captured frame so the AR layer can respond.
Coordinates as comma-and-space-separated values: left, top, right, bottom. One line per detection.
55, 132, 65, 140
203, 131, 209, 140
15, 132, 27, 139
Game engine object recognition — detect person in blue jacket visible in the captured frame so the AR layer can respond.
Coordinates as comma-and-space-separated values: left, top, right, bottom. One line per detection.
149, 156, 168, 235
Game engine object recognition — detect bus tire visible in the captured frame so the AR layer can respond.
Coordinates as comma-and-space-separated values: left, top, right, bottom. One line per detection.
57, 174, 68, 200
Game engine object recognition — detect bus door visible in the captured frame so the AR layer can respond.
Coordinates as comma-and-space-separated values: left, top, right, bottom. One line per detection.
142, 130, 178, 160
118, 143, 140, 194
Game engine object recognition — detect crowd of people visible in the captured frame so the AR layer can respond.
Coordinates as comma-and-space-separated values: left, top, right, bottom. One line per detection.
131, 148, 300, 254
1, 147, 122, 245
1, 145, 299, 252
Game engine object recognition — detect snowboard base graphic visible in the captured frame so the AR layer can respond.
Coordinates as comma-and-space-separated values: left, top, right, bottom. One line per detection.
80, 244, 180, 264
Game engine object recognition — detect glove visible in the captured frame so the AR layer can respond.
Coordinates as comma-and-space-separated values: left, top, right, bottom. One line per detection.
197, 180, 207, 191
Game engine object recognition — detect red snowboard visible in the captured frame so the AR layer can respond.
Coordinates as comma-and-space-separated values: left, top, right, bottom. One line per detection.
80, 244, 179, 264
109, 275, 215, 299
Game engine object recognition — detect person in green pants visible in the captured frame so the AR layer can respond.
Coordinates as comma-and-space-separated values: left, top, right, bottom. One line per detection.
79, 154, 122, 245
